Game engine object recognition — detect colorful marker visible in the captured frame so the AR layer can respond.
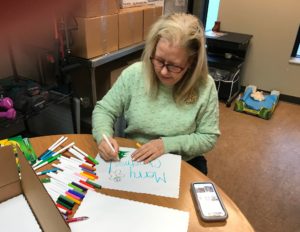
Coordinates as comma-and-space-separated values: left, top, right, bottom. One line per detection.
33, 154, 61, 170
136, 142, 142, 148
102, 133, 115, 153
73, 145, 99, 165
39, 136, 67, 160
40, 177, 51, 183
33, 142, 74, 169
36, 168, 59, 176
66, 216, 89, 223
118, 150, 128, 159
86, 179, 101, 189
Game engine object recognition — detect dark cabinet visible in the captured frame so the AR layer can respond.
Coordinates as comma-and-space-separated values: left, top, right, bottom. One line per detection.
206, 31, 253, 107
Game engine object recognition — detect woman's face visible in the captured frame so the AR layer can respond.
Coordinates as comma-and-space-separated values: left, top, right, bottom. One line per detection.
152, 38, 191, 86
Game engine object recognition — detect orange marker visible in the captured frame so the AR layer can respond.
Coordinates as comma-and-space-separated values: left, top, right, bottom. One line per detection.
81, 171, 96, 180
80, 163, 96, 171
136, 142, 142, 148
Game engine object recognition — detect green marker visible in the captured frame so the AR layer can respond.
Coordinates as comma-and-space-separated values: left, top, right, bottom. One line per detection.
118, 150, 128, 159
87, 179, 102, 189
57, 199, 73, 210
73, 145, 99, 165
68, 183, 84, 193
58, 195, 75, 207
86, 155, 99, 165
40, 178, 51, 183
33, 154, 61, 170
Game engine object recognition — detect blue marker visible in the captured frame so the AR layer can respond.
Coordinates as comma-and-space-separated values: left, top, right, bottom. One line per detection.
38, 136, 68, 160
68, 189, 85, 199
36, 168, 59, 176
40, 150, 55, 160
80, 167, 97, 175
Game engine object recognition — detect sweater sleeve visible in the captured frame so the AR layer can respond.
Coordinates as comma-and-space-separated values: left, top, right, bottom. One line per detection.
92, 63, 138, 143
161, 77, 220, 159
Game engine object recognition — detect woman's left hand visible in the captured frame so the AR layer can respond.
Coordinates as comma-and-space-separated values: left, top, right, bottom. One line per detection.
131, 139, 165, 164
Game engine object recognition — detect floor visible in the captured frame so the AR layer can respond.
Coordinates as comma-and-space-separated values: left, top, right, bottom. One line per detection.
206, 101, 300, 232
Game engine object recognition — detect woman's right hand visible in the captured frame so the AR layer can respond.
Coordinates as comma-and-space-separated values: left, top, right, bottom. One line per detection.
97, 137, 119, 161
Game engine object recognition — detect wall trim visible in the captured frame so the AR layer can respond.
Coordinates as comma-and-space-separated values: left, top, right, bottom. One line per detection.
279, 94, 300, 105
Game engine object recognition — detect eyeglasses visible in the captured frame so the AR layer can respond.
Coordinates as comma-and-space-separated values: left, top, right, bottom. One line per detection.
150, 56, 185, 73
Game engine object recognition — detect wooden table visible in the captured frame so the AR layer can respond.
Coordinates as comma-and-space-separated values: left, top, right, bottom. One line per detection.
30, 134, 254, 232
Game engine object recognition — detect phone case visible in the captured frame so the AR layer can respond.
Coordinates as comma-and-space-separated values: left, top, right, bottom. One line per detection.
191, 182, 228, 221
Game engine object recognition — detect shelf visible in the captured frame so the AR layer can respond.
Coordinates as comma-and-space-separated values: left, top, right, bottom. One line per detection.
208, 53, 244, 70
206, 31, 253, 51
206, 31, 253, 107
71, 42, 145, 68
24, 90, 71, 118
0, 76, 72, 138
69, 42, 145, 106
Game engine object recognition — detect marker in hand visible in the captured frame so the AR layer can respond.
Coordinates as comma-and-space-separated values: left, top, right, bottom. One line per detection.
102, 133, 118, 160
102, 134, 115, 152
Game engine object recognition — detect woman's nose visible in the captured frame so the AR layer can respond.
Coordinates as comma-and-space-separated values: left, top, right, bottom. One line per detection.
160, 65, 169, 75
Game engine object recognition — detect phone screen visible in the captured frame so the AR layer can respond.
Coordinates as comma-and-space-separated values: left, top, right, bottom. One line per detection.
193, 182, 226, 217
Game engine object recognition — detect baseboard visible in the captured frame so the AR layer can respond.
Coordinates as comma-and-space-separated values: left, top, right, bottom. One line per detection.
240, 86, 300, 105
279, 94, 300, 104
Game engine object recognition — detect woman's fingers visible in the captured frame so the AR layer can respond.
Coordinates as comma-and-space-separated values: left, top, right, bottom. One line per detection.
98, 138, 119, 161
131, 139, 164, 163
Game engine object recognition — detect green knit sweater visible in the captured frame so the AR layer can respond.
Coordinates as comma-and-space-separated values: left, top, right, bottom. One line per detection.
92, 62, 220, 161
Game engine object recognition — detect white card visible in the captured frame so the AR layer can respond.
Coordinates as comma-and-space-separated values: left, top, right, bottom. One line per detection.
95, 147, 181, 198
0, 195, 42, 232
70, 190, 189, 232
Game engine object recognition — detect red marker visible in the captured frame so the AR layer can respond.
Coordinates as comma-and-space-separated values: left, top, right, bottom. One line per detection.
66, 216, 89, 223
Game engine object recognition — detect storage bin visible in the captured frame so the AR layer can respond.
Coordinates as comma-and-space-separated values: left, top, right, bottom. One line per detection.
209, 67, 240, 106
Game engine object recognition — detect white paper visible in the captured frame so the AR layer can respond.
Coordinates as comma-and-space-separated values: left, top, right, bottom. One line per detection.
95, 147, 181, 198
205, 30, 227, 38
0, 195, 42, 232
70, 190, 189, 232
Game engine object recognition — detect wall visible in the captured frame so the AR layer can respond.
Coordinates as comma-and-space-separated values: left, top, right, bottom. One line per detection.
0, 1, 72, 81
218, 0, 300, 98
2, 1, 299, 98
0, 44, 12, 78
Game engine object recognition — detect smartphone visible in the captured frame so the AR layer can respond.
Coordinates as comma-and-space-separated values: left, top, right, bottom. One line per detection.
191, 182, 228, 221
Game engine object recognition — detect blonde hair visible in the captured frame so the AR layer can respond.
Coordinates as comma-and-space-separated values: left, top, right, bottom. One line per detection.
142, 13, 208, 104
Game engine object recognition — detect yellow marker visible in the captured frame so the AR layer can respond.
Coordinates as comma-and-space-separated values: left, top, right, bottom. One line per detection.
65, 194, 81, 205
136, 142, 142, 148
80, 172, 96, 180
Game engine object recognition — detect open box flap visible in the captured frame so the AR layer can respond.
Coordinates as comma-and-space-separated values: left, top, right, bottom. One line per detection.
0, 146, 22, 203
18, 147, 71, 232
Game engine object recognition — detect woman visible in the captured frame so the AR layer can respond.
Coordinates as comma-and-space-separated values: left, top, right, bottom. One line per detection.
92, 13, 220, 174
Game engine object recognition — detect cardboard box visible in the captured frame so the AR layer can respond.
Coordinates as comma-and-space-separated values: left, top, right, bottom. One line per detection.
147, 0, 164, 7
118, 7, 143, 49
120, 0, 148, 8
74, 0, 119, 17
0, 146, 70, 232
143, 6, 163, 40
71, 14, 119, 59
164, 0, 188, 15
